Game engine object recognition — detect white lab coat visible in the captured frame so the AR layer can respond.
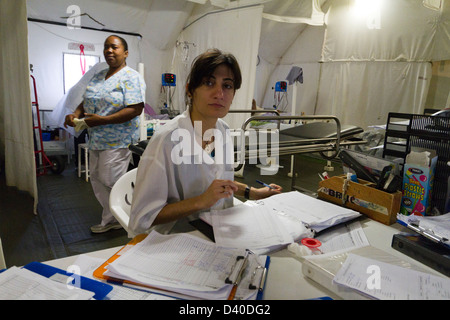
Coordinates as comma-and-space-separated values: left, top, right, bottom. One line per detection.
128, 110, 235, 237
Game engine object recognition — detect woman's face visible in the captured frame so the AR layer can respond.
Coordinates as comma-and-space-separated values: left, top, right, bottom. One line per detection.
190, 64, 236, 122
103, 36, 128, 68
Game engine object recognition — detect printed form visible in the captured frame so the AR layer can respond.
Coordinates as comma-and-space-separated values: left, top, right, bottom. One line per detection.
104, 232, 243, 299
333, 254, 450, 300
0, 266, 95, 300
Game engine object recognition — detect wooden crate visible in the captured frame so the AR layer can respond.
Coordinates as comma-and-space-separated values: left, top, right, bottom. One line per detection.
318, 175, 402, 225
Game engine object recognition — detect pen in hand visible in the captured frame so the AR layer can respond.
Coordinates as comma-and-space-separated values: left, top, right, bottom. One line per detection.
256, 180, 274, 189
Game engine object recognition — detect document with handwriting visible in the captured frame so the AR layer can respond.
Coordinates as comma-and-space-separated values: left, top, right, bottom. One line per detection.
105, 232, 245, 299
211, 203, 293, 250
333, 254, 450, 300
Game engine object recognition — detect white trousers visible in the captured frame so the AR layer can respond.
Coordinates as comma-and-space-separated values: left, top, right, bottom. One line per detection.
89, 148, 131, 226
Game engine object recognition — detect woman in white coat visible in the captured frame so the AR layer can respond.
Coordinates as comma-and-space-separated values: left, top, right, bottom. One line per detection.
129, 49, 281, 236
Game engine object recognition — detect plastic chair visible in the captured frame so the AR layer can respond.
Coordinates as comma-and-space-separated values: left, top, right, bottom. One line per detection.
0, 237, 6, 270
109, 168, 137, 233
109, 168, 244, 235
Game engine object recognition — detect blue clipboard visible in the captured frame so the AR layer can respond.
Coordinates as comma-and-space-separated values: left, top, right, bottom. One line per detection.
23, 261, 113, 300
256, 256, 270, 300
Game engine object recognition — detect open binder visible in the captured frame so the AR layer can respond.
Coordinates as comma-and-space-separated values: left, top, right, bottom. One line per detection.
93, 232, 270, 300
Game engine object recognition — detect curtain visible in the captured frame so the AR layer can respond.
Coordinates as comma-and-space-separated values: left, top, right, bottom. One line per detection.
0, 0, 37, 213
171, 5, 263, 129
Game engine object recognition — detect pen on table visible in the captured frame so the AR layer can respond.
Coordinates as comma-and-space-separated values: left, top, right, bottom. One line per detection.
256, 179, 274, 189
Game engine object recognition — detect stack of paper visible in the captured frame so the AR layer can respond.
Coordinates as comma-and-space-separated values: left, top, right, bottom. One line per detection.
258, 191, 361, 232
102, 232, 266, 300
208, 191, 360, 252
210, 202, 299, 252
72, 255, 177, 300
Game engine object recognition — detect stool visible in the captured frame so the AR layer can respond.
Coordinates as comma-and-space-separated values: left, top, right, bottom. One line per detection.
78, 143, 90, 182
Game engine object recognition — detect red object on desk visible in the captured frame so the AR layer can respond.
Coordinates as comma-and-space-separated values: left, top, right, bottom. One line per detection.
301, 238, 322, 248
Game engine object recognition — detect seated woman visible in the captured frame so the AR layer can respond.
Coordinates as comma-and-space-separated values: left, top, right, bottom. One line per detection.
129, 49, 282, 236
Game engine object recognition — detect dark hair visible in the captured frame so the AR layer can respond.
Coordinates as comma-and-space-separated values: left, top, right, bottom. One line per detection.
106, 35, 128, 51
185, 49, 242, 107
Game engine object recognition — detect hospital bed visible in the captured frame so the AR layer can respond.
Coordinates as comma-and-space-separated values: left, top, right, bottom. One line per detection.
229, 111, 365, 192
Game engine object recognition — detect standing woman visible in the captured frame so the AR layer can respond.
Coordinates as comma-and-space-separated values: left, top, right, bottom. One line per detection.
65, 35, 146, 233
129, 49, 281, 237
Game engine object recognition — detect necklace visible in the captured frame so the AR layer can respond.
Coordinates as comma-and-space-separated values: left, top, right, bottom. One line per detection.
203, 137, 215, 155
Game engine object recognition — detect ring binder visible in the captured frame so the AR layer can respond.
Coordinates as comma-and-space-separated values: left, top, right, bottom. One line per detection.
225, 254, 248, 285
249, 265, 266, 290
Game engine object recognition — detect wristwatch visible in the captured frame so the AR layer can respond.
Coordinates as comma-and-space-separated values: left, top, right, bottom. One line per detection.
245, 185, 250, 199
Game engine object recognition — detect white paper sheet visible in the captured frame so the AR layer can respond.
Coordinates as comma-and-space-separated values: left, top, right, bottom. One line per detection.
397, 212, 450, 245
0, 267, 95, 300
72, 255, 176, 300
253, 191, 361, 232
333, 254, 450, 300
316, 221, 370, 254
210, 203, 294, 250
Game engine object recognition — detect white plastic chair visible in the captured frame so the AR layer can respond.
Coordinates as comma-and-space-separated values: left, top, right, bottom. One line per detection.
109, 168, 137, 234
0, 237, 6, 270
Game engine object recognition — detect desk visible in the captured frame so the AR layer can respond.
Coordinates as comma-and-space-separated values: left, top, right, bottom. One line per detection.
43, 218, 444, 300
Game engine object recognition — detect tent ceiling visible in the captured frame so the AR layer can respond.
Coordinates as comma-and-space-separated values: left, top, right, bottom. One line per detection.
26, 0, 329, 62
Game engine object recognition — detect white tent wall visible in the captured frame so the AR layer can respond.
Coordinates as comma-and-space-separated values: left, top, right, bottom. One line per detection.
257, 0, 449, 129
171, 5, 264, 129
316, 61, 432, 128
258, 25, 325, 115
0, 0, 37, 211
137, 0, 195, 113
315, 0, 445, 128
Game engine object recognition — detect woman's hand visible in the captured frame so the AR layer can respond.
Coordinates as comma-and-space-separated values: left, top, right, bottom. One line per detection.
198, 179, 238, 209
64, 113, 77, 128
64, 103, 85, 128
252, 183, 282, 200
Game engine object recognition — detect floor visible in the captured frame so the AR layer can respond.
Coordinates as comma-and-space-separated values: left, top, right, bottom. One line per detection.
0, 153, 342, 268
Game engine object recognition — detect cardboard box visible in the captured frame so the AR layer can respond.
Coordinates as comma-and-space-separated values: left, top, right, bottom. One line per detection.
400, 151, 437, 216
318, 175, 402, 225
